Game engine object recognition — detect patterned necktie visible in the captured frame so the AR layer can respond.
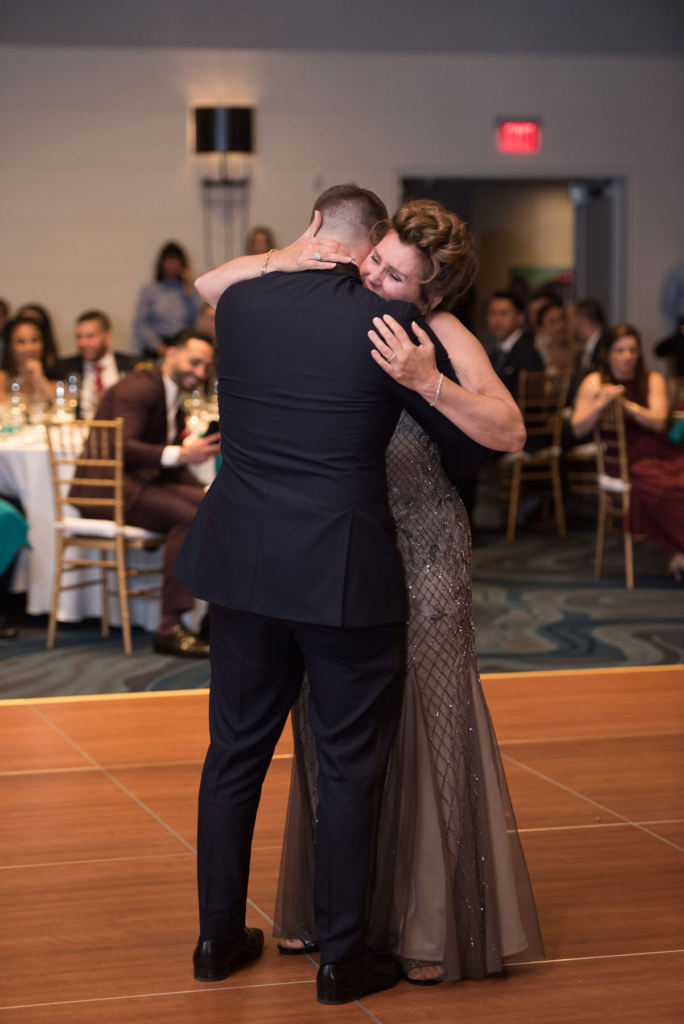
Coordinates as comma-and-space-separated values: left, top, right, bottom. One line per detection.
93, 363, 104, 396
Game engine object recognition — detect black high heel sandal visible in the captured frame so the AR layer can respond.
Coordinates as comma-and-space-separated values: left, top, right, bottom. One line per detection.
277, 939, 320, 955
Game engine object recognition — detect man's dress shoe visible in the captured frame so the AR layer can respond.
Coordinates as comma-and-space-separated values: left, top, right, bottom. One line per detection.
193, 929, 264, 982
153, 624, 210, 658
317, 952, 402, 1005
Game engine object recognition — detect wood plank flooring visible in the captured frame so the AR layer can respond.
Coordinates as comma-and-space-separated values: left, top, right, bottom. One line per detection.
0, 665, 682, 1022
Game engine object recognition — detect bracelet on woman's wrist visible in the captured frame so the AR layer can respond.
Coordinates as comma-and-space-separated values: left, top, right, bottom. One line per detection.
260, 249, 277, 276
429, 373, 444, 407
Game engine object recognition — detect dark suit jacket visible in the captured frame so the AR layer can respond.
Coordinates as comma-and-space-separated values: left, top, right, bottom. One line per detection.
71, 366, 197, 516
494, 329, 545, 398
174, 264, 492, 628
568, 330, 609, 404
51, 352, 137, 419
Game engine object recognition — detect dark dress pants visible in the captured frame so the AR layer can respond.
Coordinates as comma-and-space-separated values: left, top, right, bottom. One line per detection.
126, 480, 204, 616
198, 604, 406, 966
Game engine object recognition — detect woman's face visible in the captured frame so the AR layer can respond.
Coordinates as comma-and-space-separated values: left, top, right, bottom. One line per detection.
161, 255, 185, 280
539, 306, 567, 345
359, 230, 425, 306
607, 336, 640, 381
249, 232, 271, 256
11, 323, 44, 366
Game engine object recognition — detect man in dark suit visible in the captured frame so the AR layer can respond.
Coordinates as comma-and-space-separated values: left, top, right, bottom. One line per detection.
173, 185, 492, 1005
51, 311, 136, 419
568, 297, 609, 404
74, 328, 219, 656
486, 290, 544, 397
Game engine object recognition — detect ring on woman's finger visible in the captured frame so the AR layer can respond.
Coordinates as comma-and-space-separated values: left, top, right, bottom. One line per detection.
314, 251, 322, 261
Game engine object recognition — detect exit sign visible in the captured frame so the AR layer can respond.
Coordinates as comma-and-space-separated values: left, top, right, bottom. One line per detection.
497, 121, 542, 154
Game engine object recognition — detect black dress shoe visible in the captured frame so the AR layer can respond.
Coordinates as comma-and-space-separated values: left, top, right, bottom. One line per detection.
153, 624, 210, 658
317, 952, 402, 1005
193, 928, 264, 982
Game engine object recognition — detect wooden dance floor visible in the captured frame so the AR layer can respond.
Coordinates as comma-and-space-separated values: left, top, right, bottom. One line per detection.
0, 665, 682, 1022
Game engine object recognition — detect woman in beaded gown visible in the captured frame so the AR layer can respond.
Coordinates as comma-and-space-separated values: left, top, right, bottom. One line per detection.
196, 195, 544, 983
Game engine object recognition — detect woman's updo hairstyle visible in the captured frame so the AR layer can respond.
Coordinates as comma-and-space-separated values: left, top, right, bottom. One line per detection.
371, 198, 479, 315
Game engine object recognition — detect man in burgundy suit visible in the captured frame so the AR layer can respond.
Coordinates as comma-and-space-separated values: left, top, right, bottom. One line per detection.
80, 328, 219, 656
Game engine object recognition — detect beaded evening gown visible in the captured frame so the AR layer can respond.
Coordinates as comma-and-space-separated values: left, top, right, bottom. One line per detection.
274, 412, 544, 979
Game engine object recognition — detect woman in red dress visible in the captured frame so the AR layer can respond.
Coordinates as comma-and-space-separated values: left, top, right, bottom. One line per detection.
572, 323, 684, 579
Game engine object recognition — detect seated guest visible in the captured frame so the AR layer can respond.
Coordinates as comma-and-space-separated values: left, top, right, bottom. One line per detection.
133, 242, 204, 359
74, 329, 220, 656
246, 225, 277, 256
16, 303, 59, 370
572, 323, 684, 580
572, 298, 608, 377
537, 300, 576, 375
0, 317, 57, 401
52, 310, 136, 419
487, 290, 544, 396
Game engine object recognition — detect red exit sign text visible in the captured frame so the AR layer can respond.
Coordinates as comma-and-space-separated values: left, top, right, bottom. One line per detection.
497, 121, 542, 154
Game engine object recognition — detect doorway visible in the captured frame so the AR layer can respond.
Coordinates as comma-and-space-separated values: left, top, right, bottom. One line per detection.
402, 177, 626, 338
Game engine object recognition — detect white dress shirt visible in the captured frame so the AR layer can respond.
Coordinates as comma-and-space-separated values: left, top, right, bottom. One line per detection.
496, 327, 524, 355
580, 329, 602, 371
81, 351, 120, 419
160, 373, 182, 467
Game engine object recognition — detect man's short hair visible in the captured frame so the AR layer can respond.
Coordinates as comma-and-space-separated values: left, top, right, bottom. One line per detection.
77, 309, 111, 332
488, 290, 526, 315
170, 327, 215, 351
311, 183, 388, 236
575, 298, 606, 327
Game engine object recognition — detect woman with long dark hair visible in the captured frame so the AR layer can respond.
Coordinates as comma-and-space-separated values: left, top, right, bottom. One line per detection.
15, 303, 58, 371
132, 241, 204, 359
0, 316, 57, 401
572, 323, 684, 578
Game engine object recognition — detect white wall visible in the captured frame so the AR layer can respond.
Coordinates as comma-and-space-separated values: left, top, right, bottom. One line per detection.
1, 47, 683, 357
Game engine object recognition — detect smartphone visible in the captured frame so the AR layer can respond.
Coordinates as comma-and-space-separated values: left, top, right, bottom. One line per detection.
203, 420, 220, 437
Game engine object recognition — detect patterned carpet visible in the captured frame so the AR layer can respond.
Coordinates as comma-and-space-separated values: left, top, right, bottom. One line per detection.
1, 530, 682, 700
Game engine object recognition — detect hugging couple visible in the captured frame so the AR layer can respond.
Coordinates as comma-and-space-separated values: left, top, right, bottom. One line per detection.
174, 183, 543, 1005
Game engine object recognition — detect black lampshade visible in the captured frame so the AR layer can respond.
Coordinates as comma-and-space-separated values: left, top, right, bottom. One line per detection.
195, 108, 253, 154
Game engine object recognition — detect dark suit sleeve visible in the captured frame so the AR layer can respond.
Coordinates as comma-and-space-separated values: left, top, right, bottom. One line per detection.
384, 303, 493, 484
115, 352, 137, 372
111, 378, 165, 468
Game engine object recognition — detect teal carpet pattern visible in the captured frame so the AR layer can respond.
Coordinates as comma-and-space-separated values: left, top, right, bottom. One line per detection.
0, 530, 682, 700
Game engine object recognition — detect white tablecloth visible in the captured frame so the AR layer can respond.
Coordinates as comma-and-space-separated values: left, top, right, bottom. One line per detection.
0, 428, 165, 631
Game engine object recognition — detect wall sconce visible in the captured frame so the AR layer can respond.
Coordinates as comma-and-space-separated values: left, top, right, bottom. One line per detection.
194, 107, 254, 269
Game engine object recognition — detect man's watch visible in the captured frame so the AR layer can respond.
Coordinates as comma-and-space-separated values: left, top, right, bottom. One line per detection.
178, 448, 189, 466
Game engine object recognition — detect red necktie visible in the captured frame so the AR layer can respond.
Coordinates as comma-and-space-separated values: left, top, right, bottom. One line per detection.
94, 363, 104, 396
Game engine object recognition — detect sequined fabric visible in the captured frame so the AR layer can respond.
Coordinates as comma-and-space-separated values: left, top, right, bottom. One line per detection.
274, 413, 544, 979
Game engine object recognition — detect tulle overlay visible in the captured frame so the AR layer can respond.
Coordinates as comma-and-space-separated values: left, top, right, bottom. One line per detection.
274, 412, 544, 979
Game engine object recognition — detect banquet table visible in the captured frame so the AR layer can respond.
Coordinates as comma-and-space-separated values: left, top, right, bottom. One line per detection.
0, 426, 164, 631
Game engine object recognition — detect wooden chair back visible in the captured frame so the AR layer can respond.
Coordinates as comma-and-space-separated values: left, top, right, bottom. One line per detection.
517, 371, 571, 447
45, 418, 124, 527
594, 399, 630, 486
